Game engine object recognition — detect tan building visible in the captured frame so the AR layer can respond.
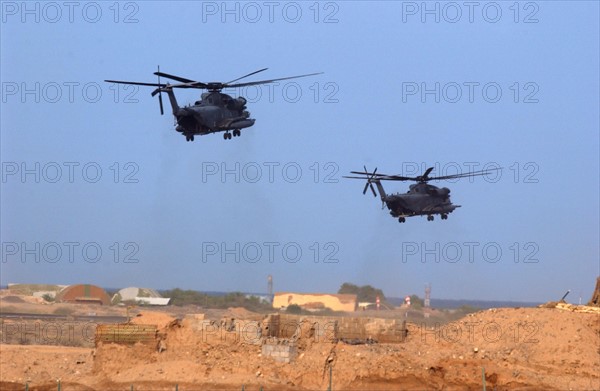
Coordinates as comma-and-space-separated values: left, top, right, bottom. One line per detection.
55, 284, 111, 305
273, 292, 357, 312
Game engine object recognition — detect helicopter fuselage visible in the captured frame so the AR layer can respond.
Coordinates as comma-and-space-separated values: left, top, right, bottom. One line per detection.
378, 181, 459, 221
385, 193, 458, 217
171, 91, 255, 138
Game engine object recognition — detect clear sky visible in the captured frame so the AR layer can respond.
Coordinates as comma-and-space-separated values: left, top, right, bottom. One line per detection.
1, 1, 598, 303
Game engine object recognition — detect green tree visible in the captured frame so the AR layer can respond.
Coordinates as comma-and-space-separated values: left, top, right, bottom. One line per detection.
338, 283, 386, 303
160, 288, 273, 312
410, 294, 424, 309
286, 304, 302, 314
338, 283, 360, 295
42, 293, 55, 302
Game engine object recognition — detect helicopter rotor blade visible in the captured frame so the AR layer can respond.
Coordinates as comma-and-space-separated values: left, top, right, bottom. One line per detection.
421, 167, 434, 180
345, 168, 399, 181
151, 82, 202, 96
225, 68, 269, 84
426, 167, 503, 182
158, 92, 164, 115
157, 66, 164, 116
362, 166, 371, 195
382, 167, 502, 182
362, 181, 370, 195
349, 171, 388, 177
362, 180, 377, 197
374, 174, 415, 181
105, 78, 205, 93
104, 79, 172, 100
153, 72, 209, 90
154, 70, 322, 91
226, 72, 323, 89
368, 167, 378, 197
153, 71, 196, 84
105, 80, 167, 87
356, 166, 378, 197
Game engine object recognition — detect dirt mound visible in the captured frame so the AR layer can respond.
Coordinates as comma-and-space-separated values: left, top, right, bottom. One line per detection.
2, 307, 598, 390
224, 307, 262, 320
555, 302, 600, 314
0, 294, 47, 305
130, 311, 177, 329
0, 381, 96, 391
588, 277, 600, 307
1, 296, 26, 303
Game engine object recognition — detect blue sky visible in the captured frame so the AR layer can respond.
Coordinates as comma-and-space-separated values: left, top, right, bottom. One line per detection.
1, 1, 598, 303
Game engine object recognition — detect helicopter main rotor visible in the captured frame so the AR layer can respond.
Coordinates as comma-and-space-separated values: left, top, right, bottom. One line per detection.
105, 68, 323, 115
153, 68, 323, 93
345, 166, 502, 190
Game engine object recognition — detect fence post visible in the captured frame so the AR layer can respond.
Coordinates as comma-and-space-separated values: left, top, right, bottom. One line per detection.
328, 364, 332, 391
57, 380, 61, 391
482, 367, 486, 391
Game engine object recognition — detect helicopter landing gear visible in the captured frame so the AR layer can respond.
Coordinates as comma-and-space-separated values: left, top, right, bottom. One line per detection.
427, 215, 434, 221
223, 130, 240, 140
398, 217, 406, 223
441, 213, 448, 220
185, 135, 194, 142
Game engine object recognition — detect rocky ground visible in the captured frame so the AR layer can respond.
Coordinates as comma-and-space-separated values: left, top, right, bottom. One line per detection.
1, 295, 599, 390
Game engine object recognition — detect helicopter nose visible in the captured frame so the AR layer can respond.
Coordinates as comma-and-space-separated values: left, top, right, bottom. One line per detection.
439, 187, 450, 196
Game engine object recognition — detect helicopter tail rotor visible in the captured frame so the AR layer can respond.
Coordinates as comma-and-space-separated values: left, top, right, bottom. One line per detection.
157, 66, 164, 115
360, 166, 378, 197
344, 166, 390, 209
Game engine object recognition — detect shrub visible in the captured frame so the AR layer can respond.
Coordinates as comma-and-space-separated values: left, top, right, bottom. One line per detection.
286, 304, 303, 314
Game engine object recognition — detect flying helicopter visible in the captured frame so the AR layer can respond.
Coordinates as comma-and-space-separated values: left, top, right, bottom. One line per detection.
105, 67, 322, 142
345, 166, 501, 223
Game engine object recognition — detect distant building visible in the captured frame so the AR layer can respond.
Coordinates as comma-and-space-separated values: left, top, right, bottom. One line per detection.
112, 287, 170, 306
134, 297, 171, 305
357, 302, 376, 310
273, 292, 357, 312
55, 284, 111, 305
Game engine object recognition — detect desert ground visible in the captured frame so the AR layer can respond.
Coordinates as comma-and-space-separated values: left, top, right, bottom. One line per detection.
1, 292, 599, 391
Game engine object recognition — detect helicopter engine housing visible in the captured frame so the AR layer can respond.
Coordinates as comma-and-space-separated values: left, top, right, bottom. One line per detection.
428, 187, 450, 198
227, 97, 247, 110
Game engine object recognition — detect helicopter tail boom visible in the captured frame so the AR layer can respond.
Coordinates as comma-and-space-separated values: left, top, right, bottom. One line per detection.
159, 87, 180, 116
372, 179, 387, 202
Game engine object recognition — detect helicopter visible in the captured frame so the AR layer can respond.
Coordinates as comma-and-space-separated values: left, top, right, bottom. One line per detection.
344, 166, 501, 223
105, 67, 322, 142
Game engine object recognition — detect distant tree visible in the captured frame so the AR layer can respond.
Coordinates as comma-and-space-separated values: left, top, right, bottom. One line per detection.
286, 304, 302, 314
41, 294, 54, 302
410, 294, 424, 309
338, 283, 386, 303
338, 283, 360, 295
160, 288, 272, 312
